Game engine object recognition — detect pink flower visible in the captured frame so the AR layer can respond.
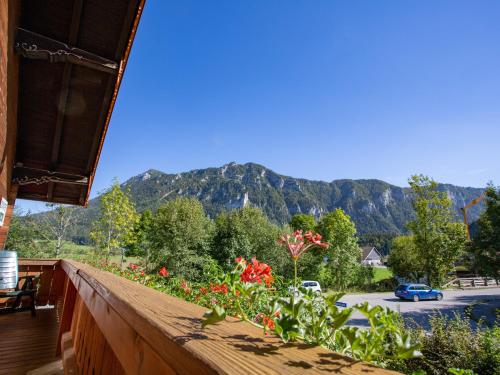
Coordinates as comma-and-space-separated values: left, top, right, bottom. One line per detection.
305, 231, 329, 248
278, 230, 329, 260
235, 256, 246, 264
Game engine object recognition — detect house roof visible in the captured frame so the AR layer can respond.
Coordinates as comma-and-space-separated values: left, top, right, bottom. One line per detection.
11, 0, 145, 205
361, 246, 381, 260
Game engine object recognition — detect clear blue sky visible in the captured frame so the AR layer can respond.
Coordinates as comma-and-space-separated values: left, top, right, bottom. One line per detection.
19, 0, 500, 212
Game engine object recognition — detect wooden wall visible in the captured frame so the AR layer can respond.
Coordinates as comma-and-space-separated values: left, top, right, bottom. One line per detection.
69, 295, 126, 374
0, 0, 19, 250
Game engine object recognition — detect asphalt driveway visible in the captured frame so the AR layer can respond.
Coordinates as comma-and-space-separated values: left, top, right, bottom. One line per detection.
340, 287, 500, 329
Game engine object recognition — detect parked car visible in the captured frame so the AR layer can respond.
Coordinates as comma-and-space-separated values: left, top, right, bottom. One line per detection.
289, 281, 322, 296
395, 283, 443, 302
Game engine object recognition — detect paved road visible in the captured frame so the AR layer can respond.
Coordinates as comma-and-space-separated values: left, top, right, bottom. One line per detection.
340, 287, 500, 329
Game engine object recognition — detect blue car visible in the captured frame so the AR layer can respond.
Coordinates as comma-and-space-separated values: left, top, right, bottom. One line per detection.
395, 284, 443, 302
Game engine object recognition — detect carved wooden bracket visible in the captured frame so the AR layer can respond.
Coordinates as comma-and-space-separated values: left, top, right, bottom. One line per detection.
12, 166, 88, 186
15, 28, 118, 74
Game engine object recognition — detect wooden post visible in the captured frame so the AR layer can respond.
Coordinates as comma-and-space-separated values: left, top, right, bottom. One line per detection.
56, 276, 77, 356
0, 184, 17, 249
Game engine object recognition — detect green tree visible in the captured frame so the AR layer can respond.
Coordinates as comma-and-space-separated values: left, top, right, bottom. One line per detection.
125, 209, 153, 263
148, 198, 213, 280
90, 182, 138, 263
316, 208, 362, 290
39, 204, 75, 257
211, 207, 287, 274
407, 175, 467, 287
5, 210, 46, 258
471, 185, 500, 280
387, 235, 424, 281
289, 214, 316, 232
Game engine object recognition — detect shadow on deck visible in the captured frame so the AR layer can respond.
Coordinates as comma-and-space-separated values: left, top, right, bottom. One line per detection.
0, 308, 60, 375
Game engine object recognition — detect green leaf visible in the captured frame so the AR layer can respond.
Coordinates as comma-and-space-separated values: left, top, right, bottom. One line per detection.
330, 307, 353, 330
201, 306, 226, 328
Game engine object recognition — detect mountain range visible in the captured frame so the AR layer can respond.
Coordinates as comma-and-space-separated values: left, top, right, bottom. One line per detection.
59, 162, 485, 242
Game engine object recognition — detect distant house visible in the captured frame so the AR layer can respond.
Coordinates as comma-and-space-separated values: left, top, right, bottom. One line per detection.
361, 246, 383, 266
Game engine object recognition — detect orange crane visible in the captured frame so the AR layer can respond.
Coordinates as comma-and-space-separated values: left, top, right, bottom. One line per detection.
460, 193, 486, 241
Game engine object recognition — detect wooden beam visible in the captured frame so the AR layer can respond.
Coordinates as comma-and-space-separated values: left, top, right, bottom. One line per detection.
83, 0, 146, 206
14, 193, 80, 206
14, 28, 118, 74
0, 184, 17, 249
47, 0, 84, 201
12, 166, 88, 186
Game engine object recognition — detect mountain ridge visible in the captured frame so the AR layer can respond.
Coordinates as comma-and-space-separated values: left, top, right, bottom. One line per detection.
62, 162, 484, 243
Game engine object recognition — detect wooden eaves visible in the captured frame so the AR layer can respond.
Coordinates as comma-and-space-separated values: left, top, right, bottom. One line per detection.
9, 0, 145, 206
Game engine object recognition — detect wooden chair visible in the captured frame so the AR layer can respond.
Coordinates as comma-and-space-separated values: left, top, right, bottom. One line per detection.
0, 251, 37, 316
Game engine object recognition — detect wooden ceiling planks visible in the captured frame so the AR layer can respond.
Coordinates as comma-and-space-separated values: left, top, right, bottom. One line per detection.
11, 0, 145, 205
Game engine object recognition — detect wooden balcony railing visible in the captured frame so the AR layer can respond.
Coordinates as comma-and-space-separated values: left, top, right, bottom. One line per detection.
5, 259, 398, 374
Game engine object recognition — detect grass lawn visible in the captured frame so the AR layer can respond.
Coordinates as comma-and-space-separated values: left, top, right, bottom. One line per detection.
47, 241, 140, 267
373, 267, 393, 283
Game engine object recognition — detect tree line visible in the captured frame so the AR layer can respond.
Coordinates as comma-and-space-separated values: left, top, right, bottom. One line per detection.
85, 182, 369, 289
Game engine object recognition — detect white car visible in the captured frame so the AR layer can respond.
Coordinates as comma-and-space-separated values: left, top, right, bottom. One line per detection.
289, 281, 322, 296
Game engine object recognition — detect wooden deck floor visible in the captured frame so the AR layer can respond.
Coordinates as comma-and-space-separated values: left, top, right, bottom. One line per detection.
0, 308, 60, 375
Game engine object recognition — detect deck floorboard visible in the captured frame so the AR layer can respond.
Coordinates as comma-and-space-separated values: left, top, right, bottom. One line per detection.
0, 308, 60, 375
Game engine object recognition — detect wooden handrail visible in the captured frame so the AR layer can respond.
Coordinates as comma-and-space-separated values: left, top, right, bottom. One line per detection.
58, 259, 398, 374
18, 258, 61, 267
17, 258, 65, 305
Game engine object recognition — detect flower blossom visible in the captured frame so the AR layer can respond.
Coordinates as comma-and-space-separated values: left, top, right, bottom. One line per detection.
210, 283, 229, 294
255, 313, 276, 330
304, 231, 329, 248
128, 263, 139, 271
278, 230, 329, 260
158, 267, 169, 277
240, 258, 274, 286
235, 256, 246, 264
181, 280, 191, 295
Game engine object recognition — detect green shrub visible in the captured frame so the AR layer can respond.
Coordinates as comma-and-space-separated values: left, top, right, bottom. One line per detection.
389, 313, 499, 375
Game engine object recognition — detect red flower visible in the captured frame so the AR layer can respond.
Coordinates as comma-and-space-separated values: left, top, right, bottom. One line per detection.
140, 271, 145, 277
158, 267, 169, 277
240, 258, 274, 286
262, 315, 275, 330
255, 313, 276, 330
199, 287, 208, 295
129, 263, 139, 271
210, 283, 229, 294
181, 280, 191, 295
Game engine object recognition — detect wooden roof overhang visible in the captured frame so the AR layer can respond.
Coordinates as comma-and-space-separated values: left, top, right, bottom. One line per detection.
11, 0, 145, 206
